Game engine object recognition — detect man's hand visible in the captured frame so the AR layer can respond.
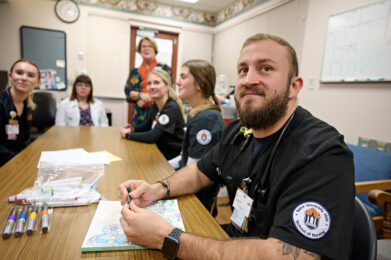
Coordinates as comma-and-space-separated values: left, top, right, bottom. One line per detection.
118, 179, 161, 207
120, 202, 174, 249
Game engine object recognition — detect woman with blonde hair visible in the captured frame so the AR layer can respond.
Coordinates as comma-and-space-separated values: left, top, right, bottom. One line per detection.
121, 69, 185, 160
0, 58, 40, 166
124, 36, 172, 126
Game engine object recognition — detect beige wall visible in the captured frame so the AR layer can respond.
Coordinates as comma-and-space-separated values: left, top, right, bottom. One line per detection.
299, 0, 391, 144
212, 0, 391, 144
0, 0, 214, 126
1, 0, 390, 143
213, 0, 308, 86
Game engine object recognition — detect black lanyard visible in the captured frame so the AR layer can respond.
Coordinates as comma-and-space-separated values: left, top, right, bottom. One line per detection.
249, 112, 295, 201
216, 131, 252, 180
216, 111, 296, 203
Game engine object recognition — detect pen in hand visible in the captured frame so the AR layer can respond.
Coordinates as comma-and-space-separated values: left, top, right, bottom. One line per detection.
127, 187, 132, 207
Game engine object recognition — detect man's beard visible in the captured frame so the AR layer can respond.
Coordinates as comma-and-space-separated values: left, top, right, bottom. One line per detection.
234, 84, 290, 130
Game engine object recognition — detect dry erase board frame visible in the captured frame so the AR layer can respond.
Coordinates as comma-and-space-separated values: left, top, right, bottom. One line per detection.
20, 26, 68, 90
320, 0, 391, 83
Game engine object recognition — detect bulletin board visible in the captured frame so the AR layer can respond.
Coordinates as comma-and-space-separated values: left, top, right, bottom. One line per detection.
20, 26, 67, 90
320, 0, 391, 83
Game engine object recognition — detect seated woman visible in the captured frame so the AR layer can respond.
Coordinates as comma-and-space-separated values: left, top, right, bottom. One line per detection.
120, 69, 185, 160
169, 59, 225, 214
55, 74, 108, 126
0, 59, 40, 166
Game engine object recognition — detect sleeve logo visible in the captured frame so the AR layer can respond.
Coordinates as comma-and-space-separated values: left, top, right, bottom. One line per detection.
158, 114, 170, 125
196, 129, 212, 145
292, 201, 331, 240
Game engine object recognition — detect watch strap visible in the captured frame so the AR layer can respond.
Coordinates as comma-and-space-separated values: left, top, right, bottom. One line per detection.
162, 227, 183, 259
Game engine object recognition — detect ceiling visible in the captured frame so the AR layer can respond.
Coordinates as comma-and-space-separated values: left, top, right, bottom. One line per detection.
155, 0, 238, 13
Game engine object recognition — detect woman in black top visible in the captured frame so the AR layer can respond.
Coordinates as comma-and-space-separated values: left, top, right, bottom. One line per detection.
120, 69, 185, 160
0, 59, 40, 166
169, 59, 225, 214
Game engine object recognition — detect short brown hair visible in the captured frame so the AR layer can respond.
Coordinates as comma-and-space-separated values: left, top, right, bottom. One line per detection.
137, 37, 159, 55
241, 33, 299, 78
70, 74, 95, 103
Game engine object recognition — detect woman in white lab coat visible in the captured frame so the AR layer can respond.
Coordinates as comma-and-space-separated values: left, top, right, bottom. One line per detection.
55, 74, 108, 126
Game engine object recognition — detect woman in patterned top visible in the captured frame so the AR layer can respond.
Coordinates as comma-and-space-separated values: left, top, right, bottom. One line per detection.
124, 36, 172, 126
55, 74, 108, 127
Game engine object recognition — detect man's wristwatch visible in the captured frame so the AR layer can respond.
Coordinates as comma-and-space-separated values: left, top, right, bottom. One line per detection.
161, 228, 183, 259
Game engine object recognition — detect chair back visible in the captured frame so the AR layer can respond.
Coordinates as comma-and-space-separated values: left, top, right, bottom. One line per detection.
31, 92, 57, 130
351, 197, 377, 260
0, 70, 8, 90
348, 144, 391, 216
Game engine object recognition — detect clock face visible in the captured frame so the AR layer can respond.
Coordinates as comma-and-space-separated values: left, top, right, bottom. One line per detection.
55, 0, 80, 23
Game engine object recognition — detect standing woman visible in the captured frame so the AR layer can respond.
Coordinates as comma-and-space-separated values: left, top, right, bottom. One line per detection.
124, 36, 172, 126
0, 59, 40, 166
120, 69, 185, 160
169, 59, 225, 214
55, 74, 108, 126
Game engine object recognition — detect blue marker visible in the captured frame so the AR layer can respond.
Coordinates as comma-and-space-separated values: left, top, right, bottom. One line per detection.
15, 205, 28, 237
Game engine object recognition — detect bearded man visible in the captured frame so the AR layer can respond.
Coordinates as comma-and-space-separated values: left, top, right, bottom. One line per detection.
118, 33, 355, 260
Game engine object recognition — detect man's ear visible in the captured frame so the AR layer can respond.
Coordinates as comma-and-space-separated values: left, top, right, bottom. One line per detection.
289, 76, 303, 99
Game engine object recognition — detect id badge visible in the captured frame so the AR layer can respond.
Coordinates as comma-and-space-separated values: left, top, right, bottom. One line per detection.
6, 124, 19, 135
231, 188, 254, 232
232, 188, 253, 217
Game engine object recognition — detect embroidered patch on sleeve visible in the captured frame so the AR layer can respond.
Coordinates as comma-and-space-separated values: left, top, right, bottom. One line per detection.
158, 114, 170, 125
196, 129, 212, 145
292, 201, 331, 240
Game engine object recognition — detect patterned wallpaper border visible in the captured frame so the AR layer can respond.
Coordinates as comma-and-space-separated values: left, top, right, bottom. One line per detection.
75, 0, 270, 27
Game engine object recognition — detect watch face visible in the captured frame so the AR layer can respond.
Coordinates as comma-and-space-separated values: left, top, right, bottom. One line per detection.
163, 236, 178, 259
55, 0, 80, 23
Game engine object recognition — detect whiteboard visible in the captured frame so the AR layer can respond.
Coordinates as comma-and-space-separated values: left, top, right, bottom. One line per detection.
321, 0, 391, 82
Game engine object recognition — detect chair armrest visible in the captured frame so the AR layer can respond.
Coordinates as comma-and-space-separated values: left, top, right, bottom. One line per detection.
355, 179, 391, 194
368, 190, 391, 205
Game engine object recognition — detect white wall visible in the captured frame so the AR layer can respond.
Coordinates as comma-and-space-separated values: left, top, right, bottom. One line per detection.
0, 0, 214, 126
299, 0, 391, 144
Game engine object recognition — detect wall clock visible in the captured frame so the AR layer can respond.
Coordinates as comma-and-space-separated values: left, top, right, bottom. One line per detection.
55, 0, 80, 23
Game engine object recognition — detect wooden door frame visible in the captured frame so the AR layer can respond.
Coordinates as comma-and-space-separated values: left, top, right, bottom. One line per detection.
128, 26, 179, 123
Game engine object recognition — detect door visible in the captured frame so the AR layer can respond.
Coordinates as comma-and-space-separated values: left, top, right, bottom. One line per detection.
128, 26, 179, 123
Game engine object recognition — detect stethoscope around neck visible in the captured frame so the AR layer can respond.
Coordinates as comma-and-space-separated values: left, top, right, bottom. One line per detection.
216, 112, 296, 203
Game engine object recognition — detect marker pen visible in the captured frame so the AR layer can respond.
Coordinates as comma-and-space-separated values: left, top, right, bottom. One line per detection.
14, 205, 29, 237
41, 203, 49, 233
26, 206, 39, 236
127, 187, 132, 205
2, 206, 18, 239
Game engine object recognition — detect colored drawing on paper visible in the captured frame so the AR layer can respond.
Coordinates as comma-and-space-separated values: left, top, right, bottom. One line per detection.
81, 200, 184, 252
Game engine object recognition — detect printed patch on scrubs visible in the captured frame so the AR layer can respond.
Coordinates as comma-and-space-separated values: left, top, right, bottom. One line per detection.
292, 201, 331, 240
158, 114, 170, 125
196, 129, 212, 145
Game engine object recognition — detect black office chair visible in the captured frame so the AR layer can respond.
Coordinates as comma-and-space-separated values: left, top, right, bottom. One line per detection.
31, 92, 57, 141
351, 197, 377, 260
0, 70, 8, 90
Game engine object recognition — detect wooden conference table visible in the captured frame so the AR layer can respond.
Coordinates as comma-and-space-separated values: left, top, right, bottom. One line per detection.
0, 126, 229, 259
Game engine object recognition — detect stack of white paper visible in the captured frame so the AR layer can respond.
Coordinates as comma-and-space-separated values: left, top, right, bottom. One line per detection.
37, 148, 110, 168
